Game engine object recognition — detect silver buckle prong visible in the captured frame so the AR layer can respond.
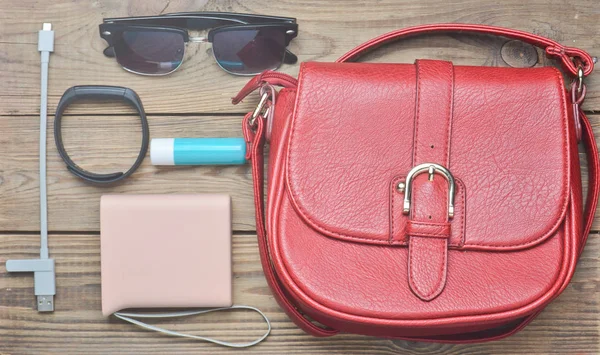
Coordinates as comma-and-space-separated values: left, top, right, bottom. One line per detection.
399, 163, 456, 218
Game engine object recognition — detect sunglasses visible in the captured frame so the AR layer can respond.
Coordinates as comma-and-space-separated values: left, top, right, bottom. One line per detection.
99, 12, 299, 76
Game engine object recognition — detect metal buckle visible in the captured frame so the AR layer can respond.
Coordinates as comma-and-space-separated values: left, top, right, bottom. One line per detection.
576, 65, 585, 94
250, 91, 270, 127
571, 66, 587, 142
249, 85, 276, 136
397, 163, 456, 218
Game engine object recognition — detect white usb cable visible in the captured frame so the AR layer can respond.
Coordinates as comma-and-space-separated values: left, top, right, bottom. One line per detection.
5, 23, 56, 312
39, 23, 52, 261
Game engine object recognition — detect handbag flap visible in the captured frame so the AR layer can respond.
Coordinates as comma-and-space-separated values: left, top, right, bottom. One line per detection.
285, 61, 571, 250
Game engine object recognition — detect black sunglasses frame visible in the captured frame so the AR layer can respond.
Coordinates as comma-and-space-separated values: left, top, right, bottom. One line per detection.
100, 12, 299, 75
100, 23, 189, 49
207, 23, 297, 45
144, 11, 296, 26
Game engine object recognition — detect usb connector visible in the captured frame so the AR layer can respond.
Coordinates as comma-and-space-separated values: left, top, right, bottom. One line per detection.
6, 259, 55, 312
37, 295, 54, 312
38, 23, 54, 54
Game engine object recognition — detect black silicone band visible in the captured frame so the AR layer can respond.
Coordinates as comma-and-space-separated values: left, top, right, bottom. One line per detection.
54, 85, 149, 184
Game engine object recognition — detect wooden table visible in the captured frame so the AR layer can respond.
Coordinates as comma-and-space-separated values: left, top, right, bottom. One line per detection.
0, 1, 598, 354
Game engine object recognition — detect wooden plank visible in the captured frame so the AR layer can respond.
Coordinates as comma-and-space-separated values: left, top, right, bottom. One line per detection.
0, 114, 257, 232
2, 1, 599, 353
0, 0, 599, 115
1, 114, 600, 232
0, 233, 598, 354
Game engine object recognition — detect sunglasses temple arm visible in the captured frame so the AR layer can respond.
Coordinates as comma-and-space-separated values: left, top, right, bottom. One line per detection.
283, 49, 298, 64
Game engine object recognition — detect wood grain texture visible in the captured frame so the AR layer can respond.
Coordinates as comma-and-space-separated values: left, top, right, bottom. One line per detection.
0, 114, 258, 232
0, 234, 598, 355
0, 0, 598, 115
1, 1, 600, 353
1, 114, 599, 232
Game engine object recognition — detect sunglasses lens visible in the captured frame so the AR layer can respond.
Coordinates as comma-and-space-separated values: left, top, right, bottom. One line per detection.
114, 30, 185, 75
212, 27, 286, 75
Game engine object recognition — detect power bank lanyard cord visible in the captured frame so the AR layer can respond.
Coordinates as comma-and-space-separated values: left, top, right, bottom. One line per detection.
114, 305, 271, 348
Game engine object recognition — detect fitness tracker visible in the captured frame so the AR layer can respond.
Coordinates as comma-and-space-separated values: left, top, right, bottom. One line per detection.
54, 85, 149, 184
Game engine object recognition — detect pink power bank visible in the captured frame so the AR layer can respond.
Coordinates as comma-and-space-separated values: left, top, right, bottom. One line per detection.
100, 194, 232, 316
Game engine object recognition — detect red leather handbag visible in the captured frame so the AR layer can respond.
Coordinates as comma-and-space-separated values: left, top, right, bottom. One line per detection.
234, 24, 599, 342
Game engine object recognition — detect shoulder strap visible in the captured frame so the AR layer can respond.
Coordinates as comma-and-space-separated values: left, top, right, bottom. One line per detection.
579, 109, 599, 255
336, 23, 594, 77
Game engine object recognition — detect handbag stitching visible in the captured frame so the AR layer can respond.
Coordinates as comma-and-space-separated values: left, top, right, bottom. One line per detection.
409, 59, 452, 300
390, 175, 397, 244
390, 175, 466, 247
408, 231, 450, 238
412, 60, 422, 165
462, 67, 569, 248
408, 237, 448, 300
286, 64, 569, 249
407, 221, 451, 238
273, 119, 572, 323
447, 63, 455, 167
286, 63, 397, 245
274, 162, 567, 325
413, 60, 453, 166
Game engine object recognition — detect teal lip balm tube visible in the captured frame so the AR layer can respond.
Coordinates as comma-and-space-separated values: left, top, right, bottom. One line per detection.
150, 138, 247, 165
